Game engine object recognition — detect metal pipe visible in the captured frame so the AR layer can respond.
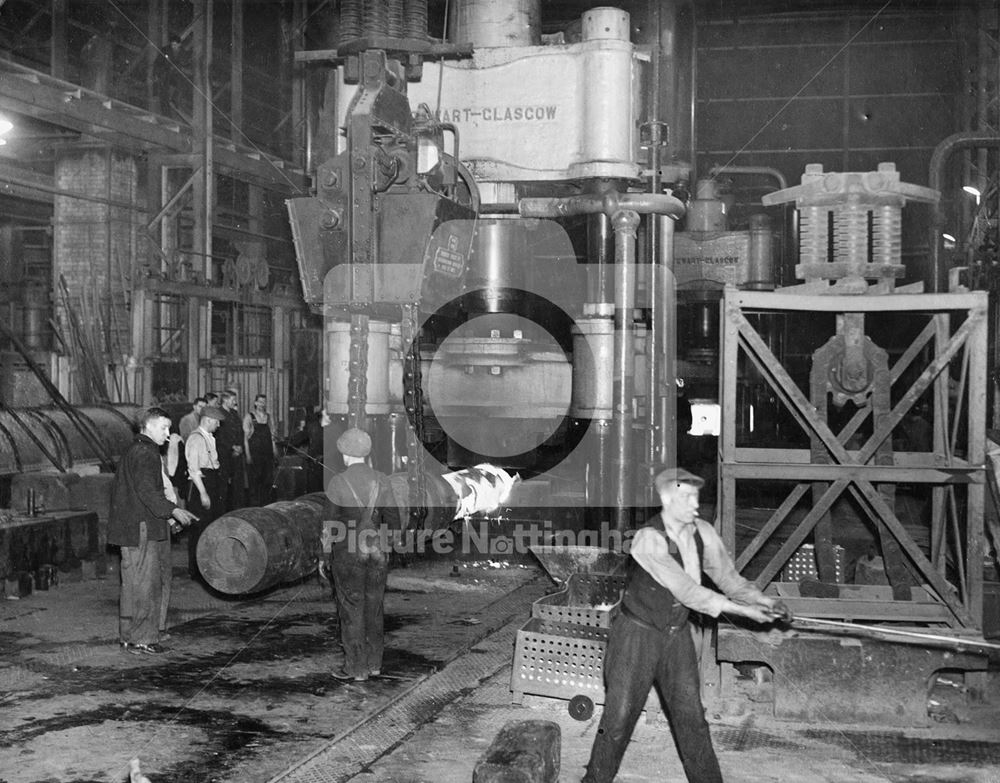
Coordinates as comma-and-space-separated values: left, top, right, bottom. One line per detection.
928, 132, 1000, 293
0, 404, 141, 475
612, 210, 640, 533
708, 165, 787, 192
643, 0, 666, 492
711, 165, 792, 280
519, 192, 686, 220
659, 214, 677, 471
592, 418, 611, 528
587, 212, 614, 303
688, 3, 697, 179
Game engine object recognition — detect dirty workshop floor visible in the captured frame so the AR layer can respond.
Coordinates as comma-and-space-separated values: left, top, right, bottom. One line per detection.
1, 546, 999, 783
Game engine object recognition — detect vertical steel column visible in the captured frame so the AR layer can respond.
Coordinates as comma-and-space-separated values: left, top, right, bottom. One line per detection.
51, 0, 67, 79
612, 210, 639, 532
193, 2, 214, 279
194, 2, 214, 400
968, 306, 987, 624
931, 314, 949, 571
718, 291, 739, 552
231, 0, 244, 141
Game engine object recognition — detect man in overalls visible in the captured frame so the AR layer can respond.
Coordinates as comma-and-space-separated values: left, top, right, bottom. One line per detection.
326, 428, 400, 682
582, 468, 791, 783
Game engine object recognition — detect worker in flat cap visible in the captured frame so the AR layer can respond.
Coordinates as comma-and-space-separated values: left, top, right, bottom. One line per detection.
325, 427, 400, 682
184, 405, 226, 581
582, 467, 791, 783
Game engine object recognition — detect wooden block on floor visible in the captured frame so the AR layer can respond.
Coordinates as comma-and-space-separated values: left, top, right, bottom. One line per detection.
473, 719, 560, 783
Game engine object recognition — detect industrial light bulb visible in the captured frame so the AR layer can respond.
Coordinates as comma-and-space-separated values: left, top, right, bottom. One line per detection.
963, 185, 981, 206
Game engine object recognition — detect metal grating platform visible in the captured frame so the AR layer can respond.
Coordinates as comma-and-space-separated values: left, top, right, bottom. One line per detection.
269, 577, 548, 783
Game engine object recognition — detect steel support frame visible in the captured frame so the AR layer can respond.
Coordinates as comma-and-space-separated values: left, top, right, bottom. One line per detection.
719, 289, 988, 630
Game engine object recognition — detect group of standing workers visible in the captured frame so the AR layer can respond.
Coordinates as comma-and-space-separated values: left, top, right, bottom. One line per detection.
176, 391, 278, 579
107, 391, 279, 654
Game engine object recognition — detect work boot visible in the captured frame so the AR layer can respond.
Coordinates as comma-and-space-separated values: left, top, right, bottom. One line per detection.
332, 668, 367, 682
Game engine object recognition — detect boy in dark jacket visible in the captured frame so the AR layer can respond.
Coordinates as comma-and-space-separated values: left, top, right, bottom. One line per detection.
108, 407, 198, 654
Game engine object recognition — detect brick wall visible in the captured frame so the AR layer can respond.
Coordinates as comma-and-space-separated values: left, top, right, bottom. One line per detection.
53, 145, 141, 404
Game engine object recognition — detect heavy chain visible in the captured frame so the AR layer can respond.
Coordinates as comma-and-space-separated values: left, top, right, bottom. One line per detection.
401, 303, 427, 530
347, 311, 369, 430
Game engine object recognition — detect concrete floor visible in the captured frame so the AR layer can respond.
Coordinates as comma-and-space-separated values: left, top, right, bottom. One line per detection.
1, 545, 998, 783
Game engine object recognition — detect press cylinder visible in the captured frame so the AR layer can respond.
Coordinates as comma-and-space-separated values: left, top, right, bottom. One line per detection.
453, 0, 541, 47
571, 303, 614, 419
746, 213, 775, 290
466, 219, 527, 316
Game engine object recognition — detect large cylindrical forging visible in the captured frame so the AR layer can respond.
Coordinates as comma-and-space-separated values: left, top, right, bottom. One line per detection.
197, 493, 331, 594
198, 466, 517, 595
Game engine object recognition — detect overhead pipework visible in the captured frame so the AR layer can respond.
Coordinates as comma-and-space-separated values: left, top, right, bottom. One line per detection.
671, 178, 780, 456
0, 404, 140, 476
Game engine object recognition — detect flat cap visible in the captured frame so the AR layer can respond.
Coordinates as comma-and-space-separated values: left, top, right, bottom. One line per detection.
200, 407, 226, 422
336, 427, 372, 458
654, 466, 704, 491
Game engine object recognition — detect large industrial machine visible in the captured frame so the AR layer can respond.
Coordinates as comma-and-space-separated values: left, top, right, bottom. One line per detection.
278, 0, 995, 725
288, 4, 686, 536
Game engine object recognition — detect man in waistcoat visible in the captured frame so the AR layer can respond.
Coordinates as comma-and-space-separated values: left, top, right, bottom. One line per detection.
582, 467, 791, 783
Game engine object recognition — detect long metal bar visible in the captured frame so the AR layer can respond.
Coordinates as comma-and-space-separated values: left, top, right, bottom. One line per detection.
785, 615, 1000, 652
966, 289, 988, 624
727, 463, 979, 483
735, 290, 985, 312
733, 447, 976, 468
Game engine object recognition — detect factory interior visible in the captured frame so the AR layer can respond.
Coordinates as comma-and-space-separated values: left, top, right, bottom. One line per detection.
1, 0, 1000, 781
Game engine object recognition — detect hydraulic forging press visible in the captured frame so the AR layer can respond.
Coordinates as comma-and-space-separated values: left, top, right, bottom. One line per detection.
287, 5, 686, 532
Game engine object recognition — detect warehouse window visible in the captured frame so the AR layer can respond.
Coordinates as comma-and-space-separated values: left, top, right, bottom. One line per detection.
239, 304, 272, 358
152, 294, 185, 358
211, 301, 271, 359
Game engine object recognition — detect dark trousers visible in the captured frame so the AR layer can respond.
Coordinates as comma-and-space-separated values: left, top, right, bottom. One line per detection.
187, 470, 220, 579
223, 456, 246, 512
583, 613, 723, 783
119, 522, 171, 644
330, 547, 388, 677
246, 452, 274, 506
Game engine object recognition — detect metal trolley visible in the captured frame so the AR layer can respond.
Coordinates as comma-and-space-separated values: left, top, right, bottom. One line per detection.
511, 547, 660, 721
